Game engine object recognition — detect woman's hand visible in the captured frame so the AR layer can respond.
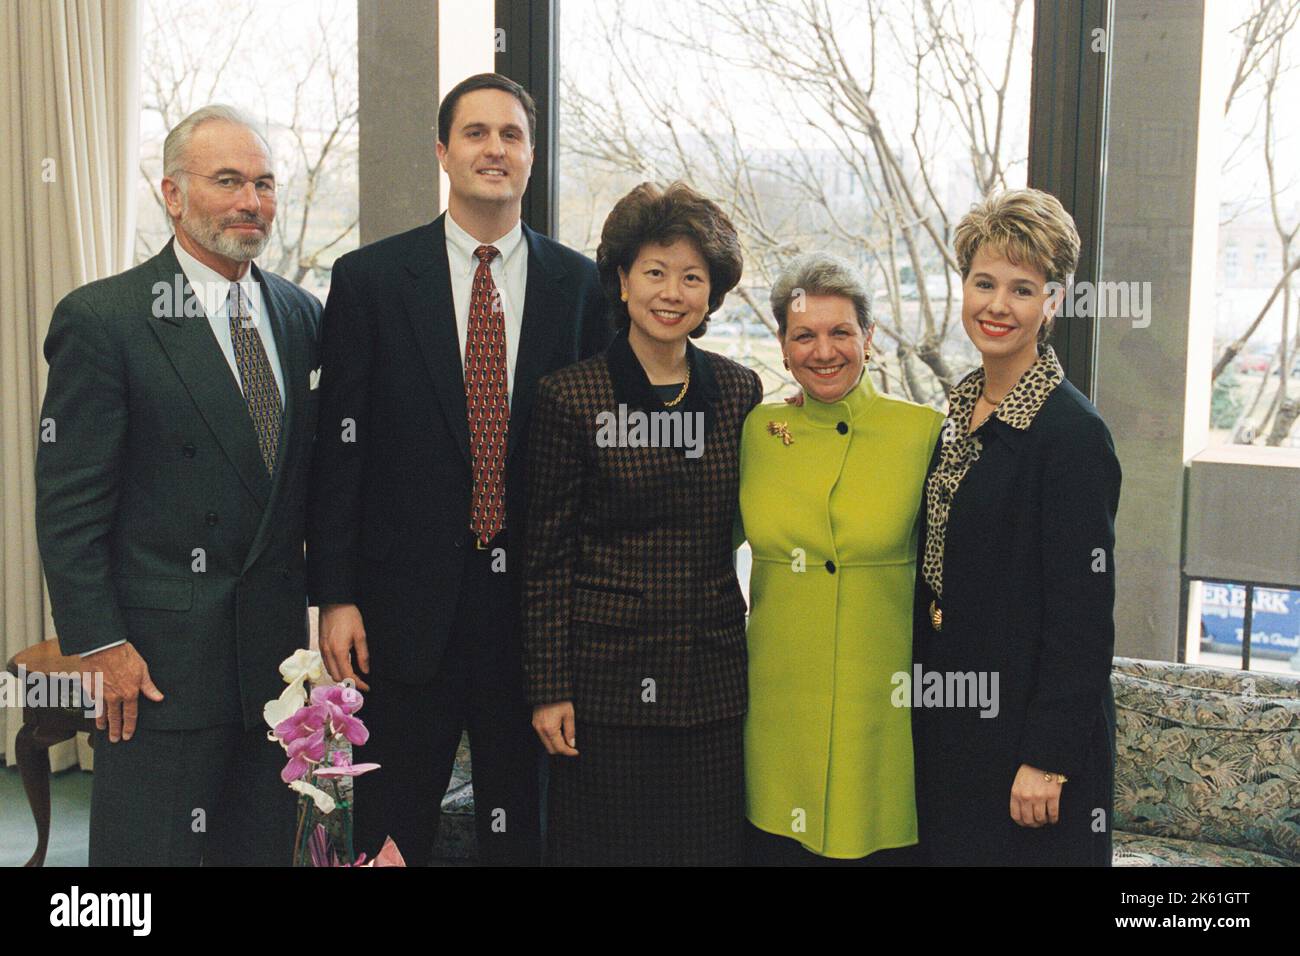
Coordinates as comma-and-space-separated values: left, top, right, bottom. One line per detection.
532, 700, 579, 757
1010, 764, 1062, 827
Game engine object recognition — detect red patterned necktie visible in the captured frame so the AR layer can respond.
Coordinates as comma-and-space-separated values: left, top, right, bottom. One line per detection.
465, 244, 510, 546
228, 282, 282, 475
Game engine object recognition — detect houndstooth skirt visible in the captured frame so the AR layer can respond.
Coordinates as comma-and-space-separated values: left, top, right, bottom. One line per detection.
546, 717, 744, 866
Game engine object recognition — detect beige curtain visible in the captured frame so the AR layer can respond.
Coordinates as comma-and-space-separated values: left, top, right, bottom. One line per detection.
1, 0, 139, 771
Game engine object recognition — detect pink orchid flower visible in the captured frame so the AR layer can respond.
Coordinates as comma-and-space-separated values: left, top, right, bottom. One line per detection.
280, 725, 327, 783
315, 762, 381, 778
274, 703, 329, 782
310, 685, 369, 746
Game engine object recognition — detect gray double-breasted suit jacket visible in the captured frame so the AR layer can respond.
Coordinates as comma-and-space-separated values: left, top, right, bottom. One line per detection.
36, 239, 322, 731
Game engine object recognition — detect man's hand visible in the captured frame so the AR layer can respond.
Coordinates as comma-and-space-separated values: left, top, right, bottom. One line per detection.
532, 701, 578, 757
83, 642, 164, 743
1010, 763, 1063, 828
320, 603, 370, 691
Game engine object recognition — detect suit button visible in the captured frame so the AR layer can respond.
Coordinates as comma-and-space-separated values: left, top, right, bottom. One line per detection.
836, 421, 848, 435
825, 560, 836, 574
182, 444, 196, 458
205, 512, 219, 526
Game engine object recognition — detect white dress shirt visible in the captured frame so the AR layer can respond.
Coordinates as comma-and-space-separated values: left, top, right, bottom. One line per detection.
443, 212, 528, 402
174, 240, 286, 408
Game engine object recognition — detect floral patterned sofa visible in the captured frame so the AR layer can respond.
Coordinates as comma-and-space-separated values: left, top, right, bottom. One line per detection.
1112, 657, 1300, 866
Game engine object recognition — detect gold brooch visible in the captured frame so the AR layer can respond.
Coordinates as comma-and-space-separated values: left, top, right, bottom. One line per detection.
767, 421, 793, 445
929, 599, 943, 631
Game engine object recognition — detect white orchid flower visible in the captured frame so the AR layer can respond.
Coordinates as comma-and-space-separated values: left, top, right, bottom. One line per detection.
279, 649, 326, 686
289, 779, 337, 814
263, 675, 310, 731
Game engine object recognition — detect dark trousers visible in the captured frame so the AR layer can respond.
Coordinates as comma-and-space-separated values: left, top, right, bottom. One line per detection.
89, 723, 296, 866
352, 544, 541, 866
744, 822, 923, 867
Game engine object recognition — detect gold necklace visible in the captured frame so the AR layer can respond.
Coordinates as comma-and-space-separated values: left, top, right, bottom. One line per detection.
662, 365, 691, 407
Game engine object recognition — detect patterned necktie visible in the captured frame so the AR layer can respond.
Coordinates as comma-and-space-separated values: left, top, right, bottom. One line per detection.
465, 245, 510, 546
228, 282, 282, 476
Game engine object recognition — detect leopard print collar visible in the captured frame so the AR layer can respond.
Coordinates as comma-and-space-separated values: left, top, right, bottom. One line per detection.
947, 345, 1065, 434
921, 345, 1064, 602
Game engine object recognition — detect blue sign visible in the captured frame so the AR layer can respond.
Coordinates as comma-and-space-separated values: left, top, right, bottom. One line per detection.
1200, 582, 1300, 660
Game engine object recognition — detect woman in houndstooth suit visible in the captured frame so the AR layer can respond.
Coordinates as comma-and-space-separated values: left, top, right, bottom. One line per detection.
523, 182, 762, 865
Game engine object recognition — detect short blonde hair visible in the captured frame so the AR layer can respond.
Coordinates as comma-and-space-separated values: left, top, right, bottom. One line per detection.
953, 189, 1080, 342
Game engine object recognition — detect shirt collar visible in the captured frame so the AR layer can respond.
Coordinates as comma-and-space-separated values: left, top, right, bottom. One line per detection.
949, 344, 1063, 433
799, 371, 880, 428
444, 211, 524, 268
172, 238, 259, 319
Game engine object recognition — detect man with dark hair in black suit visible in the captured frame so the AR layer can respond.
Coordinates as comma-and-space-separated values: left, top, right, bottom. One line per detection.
307, 73, 609, 866
36, 105, 321, 866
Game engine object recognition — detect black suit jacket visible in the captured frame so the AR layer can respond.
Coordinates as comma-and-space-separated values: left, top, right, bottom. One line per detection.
911, 377, 1121, 865
36, 240, 322, 730
522, 331, 763, 726
306, 214, 610, 682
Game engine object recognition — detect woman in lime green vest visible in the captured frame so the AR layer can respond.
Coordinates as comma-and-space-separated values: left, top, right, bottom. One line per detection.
739, 253, 943, 864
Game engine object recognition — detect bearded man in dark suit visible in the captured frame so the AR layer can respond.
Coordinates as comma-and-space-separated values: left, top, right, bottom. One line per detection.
36, 105, 321, 866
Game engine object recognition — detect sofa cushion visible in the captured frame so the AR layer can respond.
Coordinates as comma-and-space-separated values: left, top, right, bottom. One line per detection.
1114, 657, 1300, 700
1112, 669, 1300, 863
1113, 830, 1293, 866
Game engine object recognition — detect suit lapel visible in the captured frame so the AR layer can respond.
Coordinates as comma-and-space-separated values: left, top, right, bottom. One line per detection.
400, 217, 473, 471
507, 223, 567, 462
147, 242, 271, 509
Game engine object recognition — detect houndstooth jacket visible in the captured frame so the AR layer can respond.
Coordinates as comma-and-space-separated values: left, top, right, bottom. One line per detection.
522, 328, 763, 727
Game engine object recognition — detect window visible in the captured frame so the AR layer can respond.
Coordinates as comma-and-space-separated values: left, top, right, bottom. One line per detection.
1194, 580, 1300, 675
556, 0, 1035, 408
1209, 3, 1300, 448
136, 0, 359, 301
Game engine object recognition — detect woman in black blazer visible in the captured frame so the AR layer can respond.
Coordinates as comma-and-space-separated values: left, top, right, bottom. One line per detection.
912, 188, 1122, 865
523, 182, 762, 865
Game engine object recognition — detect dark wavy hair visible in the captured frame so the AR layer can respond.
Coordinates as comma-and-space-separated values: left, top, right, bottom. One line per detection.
596, 181, 743, 339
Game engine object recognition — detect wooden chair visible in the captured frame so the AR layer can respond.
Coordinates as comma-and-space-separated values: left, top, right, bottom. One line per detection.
4, 639, 96, 867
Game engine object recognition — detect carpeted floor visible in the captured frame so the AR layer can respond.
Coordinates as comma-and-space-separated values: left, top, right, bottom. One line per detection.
0, 763, 91, 867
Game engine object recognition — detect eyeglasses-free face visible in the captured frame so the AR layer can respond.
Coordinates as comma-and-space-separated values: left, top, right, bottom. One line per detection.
960, 246, 1054, 366
618, 238, 711, 351
436, 88, 534, 210
781, 294, 871, 404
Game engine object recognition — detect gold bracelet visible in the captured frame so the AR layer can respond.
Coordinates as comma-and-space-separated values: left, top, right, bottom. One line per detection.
1043, 771, 1068, 785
